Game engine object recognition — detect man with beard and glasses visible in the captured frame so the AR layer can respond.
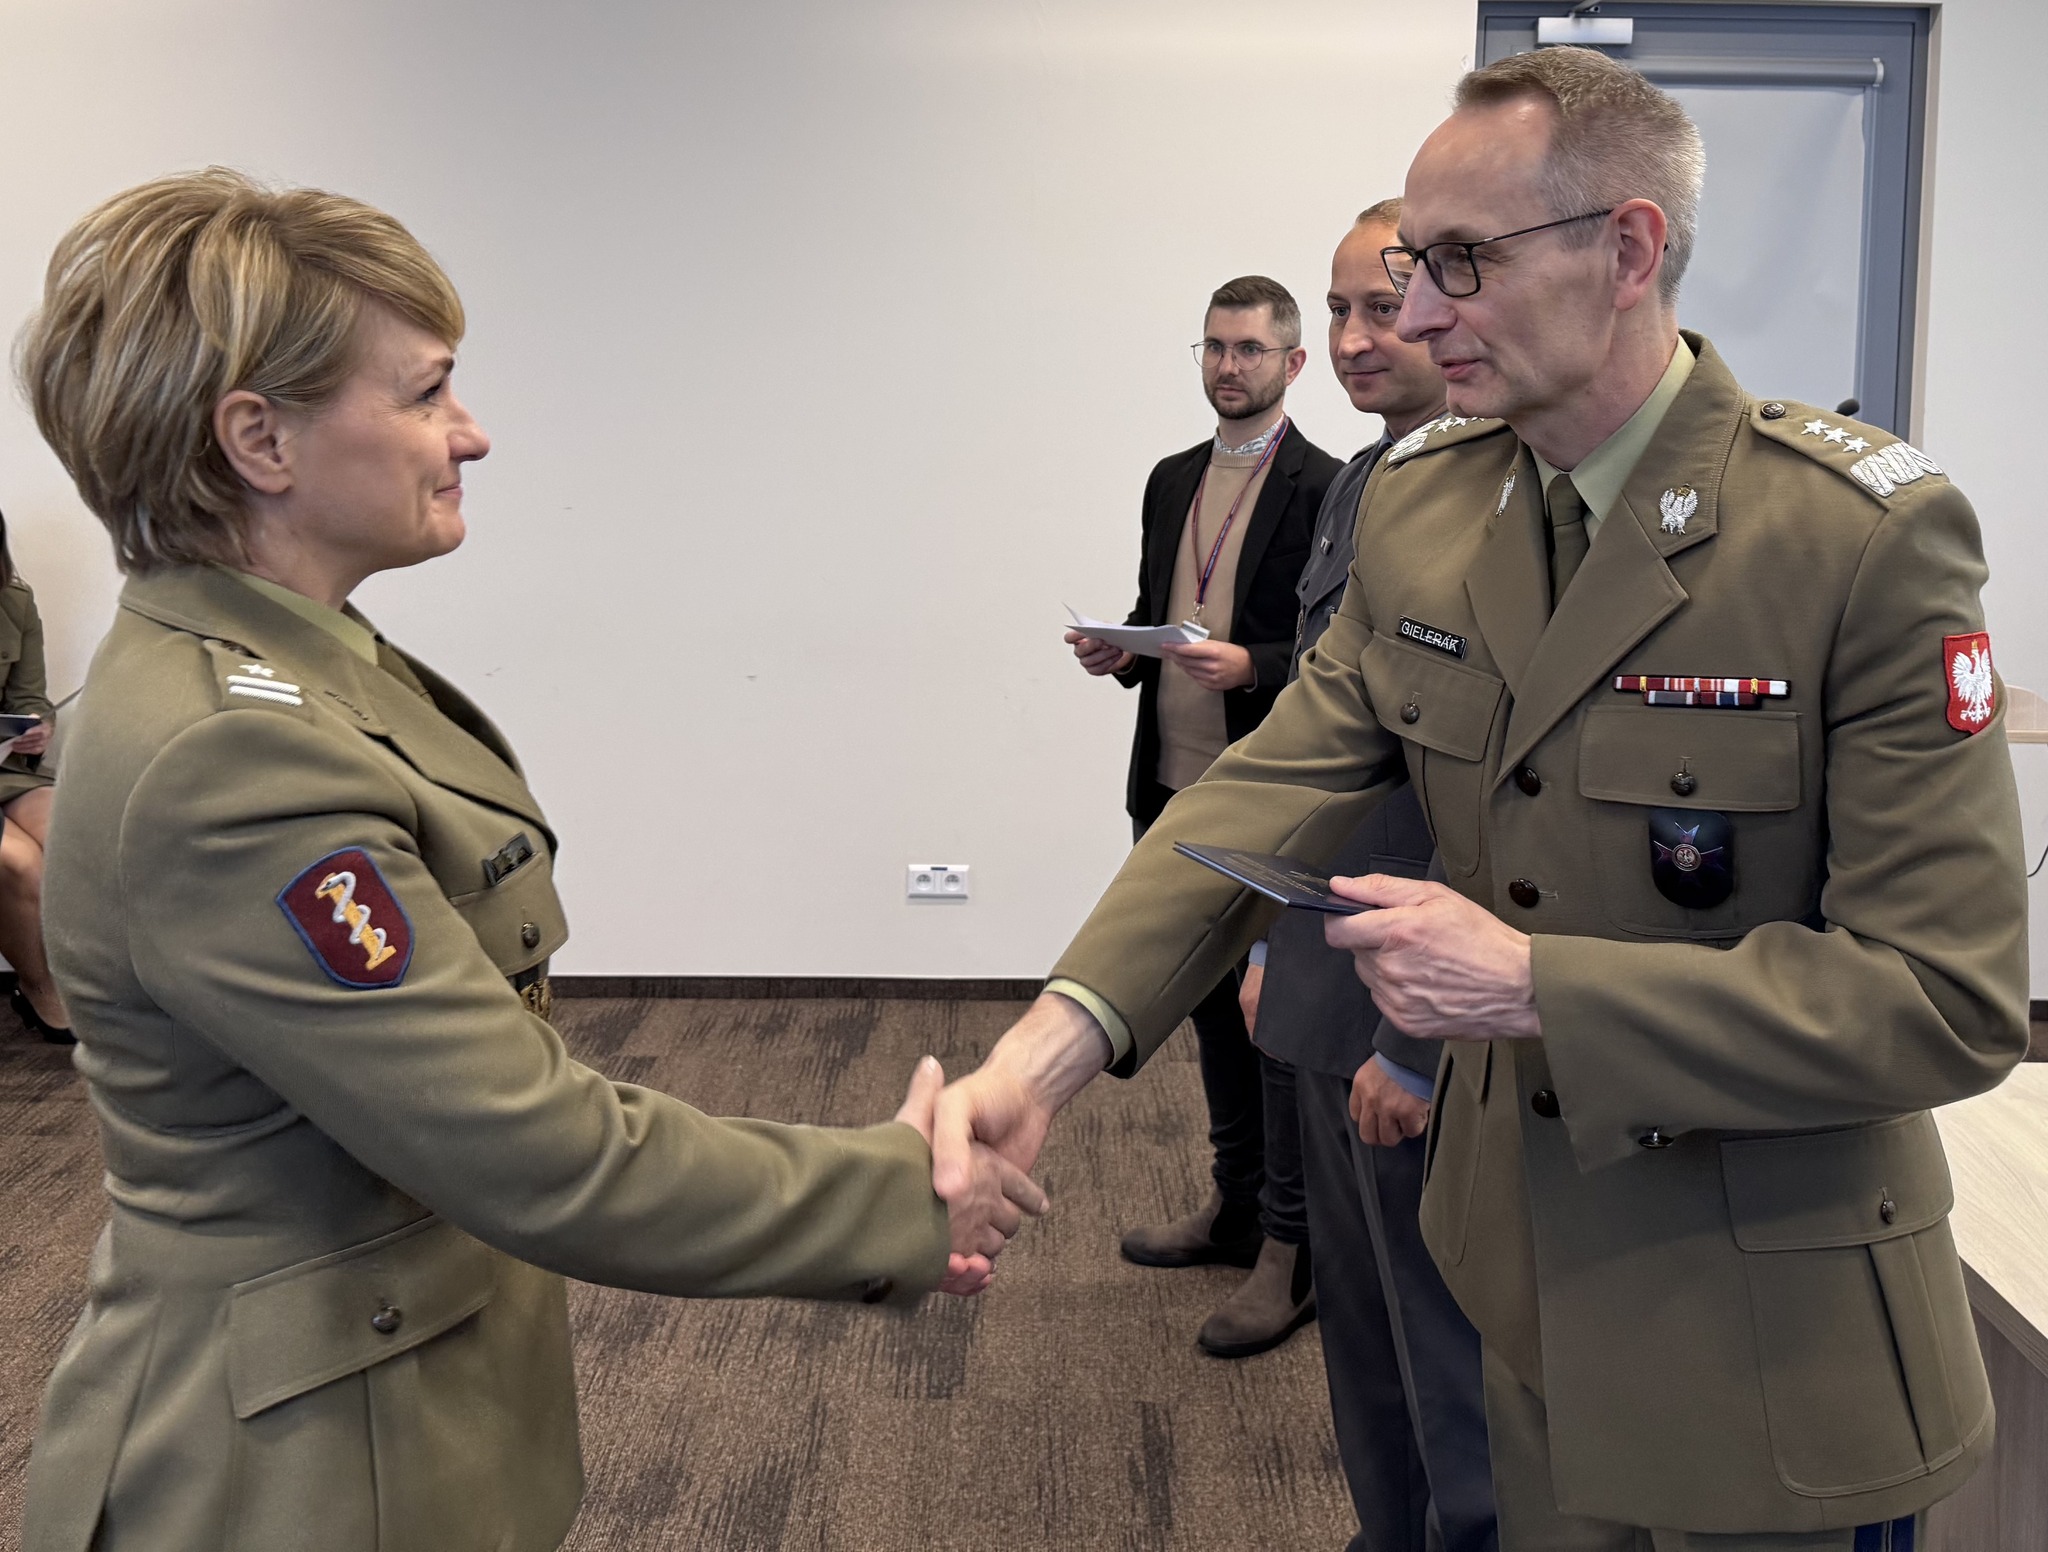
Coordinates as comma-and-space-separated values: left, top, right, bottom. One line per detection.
1064, 275, 1340, 1356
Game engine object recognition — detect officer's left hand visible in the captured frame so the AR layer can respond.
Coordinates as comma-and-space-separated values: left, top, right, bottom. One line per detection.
1322, 874, 1541, 1042
1160, 639, 1254, 691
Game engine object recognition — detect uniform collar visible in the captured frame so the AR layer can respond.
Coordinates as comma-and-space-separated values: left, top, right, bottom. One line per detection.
119, 564, 552, 834
1530, 336, 1696, 532
229, 571, 380, 664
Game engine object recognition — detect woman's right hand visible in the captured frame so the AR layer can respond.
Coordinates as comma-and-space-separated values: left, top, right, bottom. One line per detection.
10, 718, 48, 756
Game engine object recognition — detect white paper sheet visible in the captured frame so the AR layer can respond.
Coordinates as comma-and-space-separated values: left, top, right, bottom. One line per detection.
1065, 606, 1209, 659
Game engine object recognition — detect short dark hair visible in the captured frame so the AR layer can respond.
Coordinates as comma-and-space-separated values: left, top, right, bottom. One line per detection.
1207, 275, 1301, 348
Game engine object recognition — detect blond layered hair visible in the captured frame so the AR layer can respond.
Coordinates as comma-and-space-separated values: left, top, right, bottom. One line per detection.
16, 168, 465, 573
1456, 48, 1704, 304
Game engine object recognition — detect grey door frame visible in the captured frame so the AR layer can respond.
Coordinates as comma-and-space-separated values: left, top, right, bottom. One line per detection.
1476, 3, 1932, 437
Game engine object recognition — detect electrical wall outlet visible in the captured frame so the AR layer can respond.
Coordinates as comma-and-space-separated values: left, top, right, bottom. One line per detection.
907, 863, 971, 902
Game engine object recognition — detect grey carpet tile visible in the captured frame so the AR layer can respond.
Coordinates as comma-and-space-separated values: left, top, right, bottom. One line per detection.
1, 998, 1352, 1550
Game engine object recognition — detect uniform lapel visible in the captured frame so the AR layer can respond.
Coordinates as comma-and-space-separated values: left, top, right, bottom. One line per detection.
1463, 445, 1549, 700
1494, 338, 1741, 781
345, 644, 551, 835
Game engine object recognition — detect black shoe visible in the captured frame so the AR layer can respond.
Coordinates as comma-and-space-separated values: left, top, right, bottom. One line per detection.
12, 987, 74, 1045
1119, 1189, 1264, 1269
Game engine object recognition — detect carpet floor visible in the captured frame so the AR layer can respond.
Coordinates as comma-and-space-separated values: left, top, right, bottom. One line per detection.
0, 997, 1353, 1550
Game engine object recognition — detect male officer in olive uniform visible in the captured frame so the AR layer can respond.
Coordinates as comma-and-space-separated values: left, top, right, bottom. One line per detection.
937, 47, 2027, 1549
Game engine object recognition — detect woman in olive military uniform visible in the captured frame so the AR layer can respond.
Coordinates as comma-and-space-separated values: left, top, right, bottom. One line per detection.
0, 515, 68, 1042
15, 169, 1042, 1552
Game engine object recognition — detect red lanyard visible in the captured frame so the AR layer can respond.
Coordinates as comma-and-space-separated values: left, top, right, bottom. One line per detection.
1188, 418, 1288, 622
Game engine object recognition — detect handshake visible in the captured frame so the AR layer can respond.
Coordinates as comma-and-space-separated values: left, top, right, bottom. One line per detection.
892, 1054, 1050, 1296
887, 994, 1116, 1297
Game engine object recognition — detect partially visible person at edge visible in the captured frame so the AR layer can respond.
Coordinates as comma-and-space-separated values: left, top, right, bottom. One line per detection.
939, 47, 2025, 1550
16, 169, 1044, 1552
0, 511, 67, 1043
1237, 199, 1495, 1552
1064, 274, 1341, 1357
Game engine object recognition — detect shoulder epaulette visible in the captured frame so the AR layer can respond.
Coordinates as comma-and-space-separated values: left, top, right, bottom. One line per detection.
202, 639, 311, 714
1384, 412, 1509, 466
1750, 400, 1947, 502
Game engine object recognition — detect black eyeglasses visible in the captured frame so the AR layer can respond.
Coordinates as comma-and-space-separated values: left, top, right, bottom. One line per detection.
1380, 208, 1615, 299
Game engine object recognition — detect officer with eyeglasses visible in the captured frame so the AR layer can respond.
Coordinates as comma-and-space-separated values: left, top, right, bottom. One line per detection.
950, 46, 2021, 1551
1063, 274, 1341, 1358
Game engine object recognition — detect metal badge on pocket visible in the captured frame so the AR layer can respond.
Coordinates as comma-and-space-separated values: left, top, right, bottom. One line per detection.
1649, 808, 1734, 909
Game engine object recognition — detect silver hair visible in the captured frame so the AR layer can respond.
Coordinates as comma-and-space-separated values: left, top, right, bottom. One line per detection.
1455, 48, 1705, 305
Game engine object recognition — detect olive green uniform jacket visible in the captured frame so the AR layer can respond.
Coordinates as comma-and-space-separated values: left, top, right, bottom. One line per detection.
0, 575, 57, 803
1051, 337, 2028, 1533
22, 566, 950, 1552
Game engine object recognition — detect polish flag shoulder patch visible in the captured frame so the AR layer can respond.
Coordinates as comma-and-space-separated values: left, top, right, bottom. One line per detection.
277, 847, 415, 989
1944, 632, 1998, 735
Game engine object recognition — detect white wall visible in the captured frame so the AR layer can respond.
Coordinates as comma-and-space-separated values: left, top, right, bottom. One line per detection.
0, 0, 1476, 977
1914, 0, 2048, 994
5, 1, 2040, 987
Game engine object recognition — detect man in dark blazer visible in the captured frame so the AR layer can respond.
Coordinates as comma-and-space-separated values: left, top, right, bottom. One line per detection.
1240, 202, 1496, 1552
1065, 275, 1341, 1354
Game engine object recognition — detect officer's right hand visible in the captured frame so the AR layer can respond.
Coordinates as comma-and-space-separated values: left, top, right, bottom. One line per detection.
1065, 630, 1135, 676
897, 1055, 1050, 1296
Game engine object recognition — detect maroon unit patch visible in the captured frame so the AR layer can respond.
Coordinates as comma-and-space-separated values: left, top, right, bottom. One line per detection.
277, 848, 415, 989
1944, 632, 1997, 735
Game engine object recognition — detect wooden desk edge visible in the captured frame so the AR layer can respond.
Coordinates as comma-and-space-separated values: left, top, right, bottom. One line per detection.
1961, 1261, 2048, 1380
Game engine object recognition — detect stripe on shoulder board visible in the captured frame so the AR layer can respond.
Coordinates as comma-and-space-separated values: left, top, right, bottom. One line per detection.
227, 672, 302, 694
228, 683, 305, 706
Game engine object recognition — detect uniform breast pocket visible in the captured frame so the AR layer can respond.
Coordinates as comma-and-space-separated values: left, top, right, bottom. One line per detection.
445, 834, 568, 975
1358, 632, 1504, 879
1577, 705, 1815, 938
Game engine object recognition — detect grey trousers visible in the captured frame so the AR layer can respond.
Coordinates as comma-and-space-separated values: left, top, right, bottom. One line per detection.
1300, 1068, 1497, 1552
1481, 1346, 1924, 1551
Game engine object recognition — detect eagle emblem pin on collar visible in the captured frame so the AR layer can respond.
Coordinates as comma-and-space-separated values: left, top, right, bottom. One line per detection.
1495, 470, 1517, 516
1659, 485, 1698, 535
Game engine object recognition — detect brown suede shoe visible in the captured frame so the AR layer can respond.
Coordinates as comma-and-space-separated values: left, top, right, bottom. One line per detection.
1119, 1189, 1263, 1269
1196, 1238, 1317, 1358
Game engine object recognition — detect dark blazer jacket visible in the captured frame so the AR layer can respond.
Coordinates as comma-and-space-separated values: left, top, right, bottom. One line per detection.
1253, 438, 1440, 1081
1115, 422, 1341, 823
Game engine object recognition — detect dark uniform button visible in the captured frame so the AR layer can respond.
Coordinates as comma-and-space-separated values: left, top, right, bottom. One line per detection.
370, 1303, 404, 1334
1760, 401, 1787, 420
1879, 1193, 1897, 1225
1507, 878, 1540, 909
520, 921, 542, 950
1514, 765, 1542, 796
1529, 1088, 1560, 1119
1637, 1128, 1674, 1150
1670, 770, 1697, 797
858, 1277, 894, 1305
1400, 700, 1421, 725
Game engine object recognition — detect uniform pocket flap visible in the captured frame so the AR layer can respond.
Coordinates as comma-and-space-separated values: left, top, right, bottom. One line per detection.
227, 1217, 497, 1419
1358, 633, 1503, 762
1579, 705, 1801, 811
1722, 1113, 1953, 1251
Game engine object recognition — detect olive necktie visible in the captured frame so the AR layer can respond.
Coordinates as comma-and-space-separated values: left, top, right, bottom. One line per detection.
1546, 473, 1589, 613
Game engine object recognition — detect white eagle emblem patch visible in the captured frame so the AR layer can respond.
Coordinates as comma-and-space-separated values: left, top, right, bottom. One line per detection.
1945, 632, 1996, 734
1658, 486, 1698, 534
